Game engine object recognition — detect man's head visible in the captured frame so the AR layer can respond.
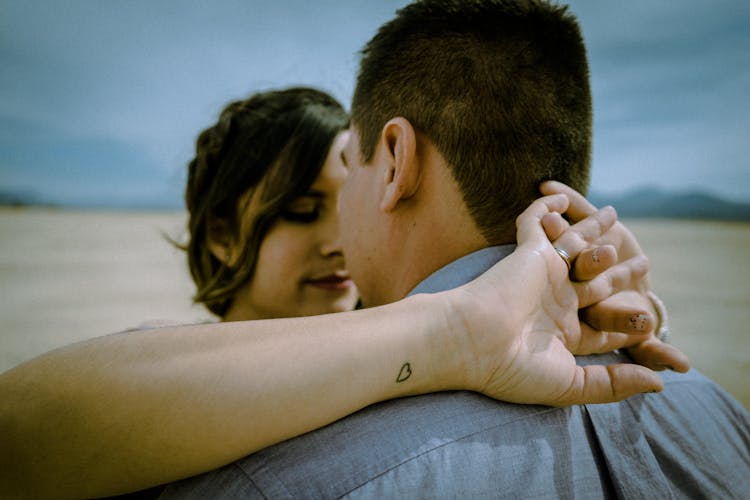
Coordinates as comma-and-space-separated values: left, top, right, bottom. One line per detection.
351, 0, 591, 239
340, 0, 592, 305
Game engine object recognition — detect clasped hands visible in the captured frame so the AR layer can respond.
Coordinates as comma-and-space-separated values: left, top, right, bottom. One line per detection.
445, 181, 689, 407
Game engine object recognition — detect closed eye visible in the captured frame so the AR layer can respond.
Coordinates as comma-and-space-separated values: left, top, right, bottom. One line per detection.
280, 193, 325, 224
280, 208, 320, 224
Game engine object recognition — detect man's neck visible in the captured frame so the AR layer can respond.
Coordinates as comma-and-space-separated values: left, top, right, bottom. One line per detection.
375, 162, 489, 305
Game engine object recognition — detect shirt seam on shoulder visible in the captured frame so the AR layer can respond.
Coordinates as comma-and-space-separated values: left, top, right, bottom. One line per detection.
230, 461, 283, 500
338, 405, 563, 498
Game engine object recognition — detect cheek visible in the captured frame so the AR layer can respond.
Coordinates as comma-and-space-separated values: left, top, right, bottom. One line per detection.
254, 231, 309, 287
339, 176, 367, 234
338, 181, 353, 216
337, 194, 354, 243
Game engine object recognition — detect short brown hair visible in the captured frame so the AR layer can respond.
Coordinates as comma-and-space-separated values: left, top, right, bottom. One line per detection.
185, 87, 348, 316
351, 0, 591, 243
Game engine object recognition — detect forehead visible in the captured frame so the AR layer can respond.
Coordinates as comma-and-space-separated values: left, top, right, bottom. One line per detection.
309, 130, 349, 191
343, 126, 360, 156
341, 127, 369, 174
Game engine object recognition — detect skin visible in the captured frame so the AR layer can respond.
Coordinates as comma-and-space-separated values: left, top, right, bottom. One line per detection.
339, 122, 487, 307
540, 180, 690, 372
222, 131, 359, 321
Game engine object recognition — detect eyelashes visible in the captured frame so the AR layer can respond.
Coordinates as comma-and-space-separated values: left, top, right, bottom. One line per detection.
280, 192, 326, 224
279, 209, 320, 224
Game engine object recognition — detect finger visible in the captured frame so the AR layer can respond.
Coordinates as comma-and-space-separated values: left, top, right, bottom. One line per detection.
540, 180, 599, 222
581, 290, 654, 334
515, 194, 569, 245
581, 304, 654, 336
575, 256, 649, 308
552, 364, 664, 406
626, 340, 691, 373
573, 322, 651, 355
572, 245, 617, 281
551, 206, 617, 266
541, 212, 569, 241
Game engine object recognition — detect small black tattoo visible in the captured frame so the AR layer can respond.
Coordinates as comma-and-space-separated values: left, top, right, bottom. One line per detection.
396, 362, 412, 383
629, 314, 646, 331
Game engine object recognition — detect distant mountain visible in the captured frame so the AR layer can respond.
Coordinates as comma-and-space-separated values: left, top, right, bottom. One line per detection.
0, 189, 51, 207
0, 189, 181, 210
588, 187, 750, 221
2, 186, 749, 220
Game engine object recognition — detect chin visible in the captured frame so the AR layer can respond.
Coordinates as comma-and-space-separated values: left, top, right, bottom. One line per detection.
289, 290, 359, 318
317, 296, 359, 315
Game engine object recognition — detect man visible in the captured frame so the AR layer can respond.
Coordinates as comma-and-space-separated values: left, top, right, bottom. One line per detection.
162, 0, 750, 497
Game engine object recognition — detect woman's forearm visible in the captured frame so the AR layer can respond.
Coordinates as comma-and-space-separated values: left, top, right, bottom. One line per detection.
0, 294, 456, 499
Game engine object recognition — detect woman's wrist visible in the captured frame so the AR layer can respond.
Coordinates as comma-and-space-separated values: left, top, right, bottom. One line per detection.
382, 293, 468, 398
423, 289, 482, 393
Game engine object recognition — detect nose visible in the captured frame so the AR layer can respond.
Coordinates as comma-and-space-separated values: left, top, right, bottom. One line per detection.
321, 238, 344, 258
319, 209, 344, 258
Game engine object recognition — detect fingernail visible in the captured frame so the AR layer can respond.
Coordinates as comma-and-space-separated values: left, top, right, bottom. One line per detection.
629, 314, 649, 331
657, 363, 675, 371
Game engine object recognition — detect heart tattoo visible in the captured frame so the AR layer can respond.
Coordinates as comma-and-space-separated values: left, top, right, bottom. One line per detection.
396, 362, 412, 383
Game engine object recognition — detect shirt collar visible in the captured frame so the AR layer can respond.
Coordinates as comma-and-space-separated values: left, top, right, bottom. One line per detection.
407, 245, 516, 296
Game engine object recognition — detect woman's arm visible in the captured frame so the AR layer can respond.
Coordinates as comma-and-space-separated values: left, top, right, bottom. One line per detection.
0, 193, 662, 499
0, 297, 458, 498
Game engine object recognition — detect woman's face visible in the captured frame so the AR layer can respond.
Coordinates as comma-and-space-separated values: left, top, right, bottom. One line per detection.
224, 132, 359, 321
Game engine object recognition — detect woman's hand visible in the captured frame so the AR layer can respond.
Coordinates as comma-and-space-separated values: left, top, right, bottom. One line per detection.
445, 194, 664, 407
540, 180, 690, 373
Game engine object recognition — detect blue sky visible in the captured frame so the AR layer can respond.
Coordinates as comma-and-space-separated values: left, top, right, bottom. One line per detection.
1, 0, 749, 207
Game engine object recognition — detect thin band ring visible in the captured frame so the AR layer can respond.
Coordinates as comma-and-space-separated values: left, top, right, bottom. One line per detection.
554, 247, 572, 272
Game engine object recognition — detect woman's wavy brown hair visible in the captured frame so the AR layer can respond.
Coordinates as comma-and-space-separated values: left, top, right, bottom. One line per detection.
184, 87, 348, 316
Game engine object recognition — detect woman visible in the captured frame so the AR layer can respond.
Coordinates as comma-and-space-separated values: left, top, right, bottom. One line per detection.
0, 88, 682, 499
183, 87, 358, 321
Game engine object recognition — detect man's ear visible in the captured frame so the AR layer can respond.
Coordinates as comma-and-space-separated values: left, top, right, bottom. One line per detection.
206, 216, 234, 265
380, 117, 421, 213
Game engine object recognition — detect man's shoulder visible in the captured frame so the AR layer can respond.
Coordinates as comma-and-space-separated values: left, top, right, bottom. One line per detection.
161, 366, 750, 499
240, 392, 563, 492
649, 365, 750, 426
162, 392, 606, 499
650, 367, 750, 434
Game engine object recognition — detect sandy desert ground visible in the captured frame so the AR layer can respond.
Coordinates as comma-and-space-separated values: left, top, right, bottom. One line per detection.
0, 207, 748, 410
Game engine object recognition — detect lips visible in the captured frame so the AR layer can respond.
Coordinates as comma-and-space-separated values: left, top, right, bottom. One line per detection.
306, 271, 354, 291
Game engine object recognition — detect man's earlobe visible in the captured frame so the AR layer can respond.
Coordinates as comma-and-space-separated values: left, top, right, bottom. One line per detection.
381, 175, 403, 212
380, 117, 420, 213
